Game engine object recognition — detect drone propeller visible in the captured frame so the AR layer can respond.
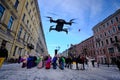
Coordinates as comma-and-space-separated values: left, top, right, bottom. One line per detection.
70, 19, 75, 21
69, 19, 76, 23
45, 16, 54, 23
46, 16, 52, 19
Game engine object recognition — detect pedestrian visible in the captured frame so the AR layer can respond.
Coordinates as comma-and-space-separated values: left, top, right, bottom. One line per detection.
0, 44, 8, 68
18, 56, 21, 64
80, 55, 85, 70
91, 58, 95, 67
21, 54, 28, 68
52, 54, 58, 69
59, 56, 65, 70
72, 55, 78, 70
97, 60, 100, 68
65, 56, 72, 69
37, 55, 43, 69
116, 58, 120, 71
45, 55, 51, 69
67, 56, 72, 69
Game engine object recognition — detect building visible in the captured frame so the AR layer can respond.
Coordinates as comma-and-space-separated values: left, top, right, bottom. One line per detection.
60, 49, 69, 57
0, 0, 48, 61
76, 36, 95, 58
92, 9, 120, 64
60, 36, 95, 58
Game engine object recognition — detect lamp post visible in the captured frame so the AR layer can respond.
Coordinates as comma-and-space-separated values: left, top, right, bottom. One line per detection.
67, 44, 69, 57
54, 46, 60, 55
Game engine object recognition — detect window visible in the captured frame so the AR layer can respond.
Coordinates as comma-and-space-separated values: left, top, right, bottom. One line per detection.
14, 0, 19, 9
112, 27, 116, 33
33, 7, 35, 11
100, 34, 102, 38
107, 22, 109, 26
101, 41, 104, 46
117, 46, 120, 52
104, 32, 106, 36
110, 38, 113, 43
103, 49, 105, 54
7, 16, 14, 29
98, 42, 100, 47
108, 30, 111, 34
103, 25, 105, 28
27, 35, 30, 42
118, 24, 120, 31
17, 26, 22, 39
13, 46, 17, 56
18, 48, 22, 56
115, 17, 119, 22
25, 2, 28, 10
0, 4, 5, 20
22, 13, 26, 22
108, 47, 114, 53
106, 39, 109, 44
28, 10, 31, 15
23, 32, 26, 41
27, 20, 29, 25
27, 34, 29, 42
115, 36, 118, 42
111, 20, 113, 24
1, 40, 7, 46
31, 1, 33, 5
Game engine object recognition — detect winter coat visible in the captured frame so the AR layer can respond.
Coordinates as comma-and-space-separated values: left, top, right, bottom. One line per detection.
52, 56, 57, 63
0, 47, 8, 59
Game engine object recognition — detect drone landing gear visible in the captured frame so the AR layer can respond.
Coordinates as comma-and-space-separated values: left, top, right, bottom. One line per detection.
49, 26, 55, 32
62, 29, 68, 34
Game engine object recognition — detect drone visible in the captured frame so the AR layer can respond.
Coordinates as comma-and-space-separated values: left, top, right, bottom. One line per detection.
46, 16, 75, 34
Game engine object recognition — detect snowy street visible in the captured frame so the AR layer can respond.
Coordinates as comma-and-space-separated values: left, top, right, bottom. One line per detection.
0, 63, 120, 80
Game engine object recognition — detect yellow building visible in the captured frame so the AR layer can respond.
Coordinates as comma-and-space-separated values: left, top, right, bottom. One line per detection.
0, 0, 48, 61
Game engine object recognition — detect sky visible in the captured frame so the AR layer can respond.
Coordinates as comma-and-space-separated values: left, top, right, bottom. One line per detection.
38, 0, 120, 57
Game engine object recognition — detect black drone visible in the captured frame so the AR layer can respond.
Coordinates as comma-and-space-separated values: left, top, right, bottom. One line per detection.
47, 16, 75, 34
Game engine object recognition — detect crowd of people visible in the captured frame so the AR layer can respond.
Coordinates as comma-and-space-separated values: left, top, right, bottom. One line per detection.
18, 53, 97, 70
0, 43, 120, 71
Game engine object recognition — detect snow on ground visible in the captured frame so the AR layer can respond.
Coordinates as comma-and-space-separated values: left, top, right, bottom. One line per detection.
0, 63, 120, 80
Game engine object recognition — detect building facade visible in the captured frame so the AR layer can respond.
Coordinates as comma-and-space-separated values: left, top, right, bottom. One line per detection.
0, 0, 48, 61
60, 36, 95, 58
76, 36, 95, 58
92, 9, 120, 64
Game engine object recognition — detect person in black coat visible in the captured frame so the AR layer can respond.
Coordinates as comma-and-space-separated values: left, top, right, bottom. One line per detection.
0, 44, 8, 68
0, 44, 8, 59
116, 58, 120, 71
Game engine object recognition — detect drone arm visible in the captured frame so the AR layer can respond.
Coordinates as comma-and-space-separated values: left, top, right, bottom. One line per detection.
65, 19, 75, 25
65, 22, 72, 25
50, 19, 57, 23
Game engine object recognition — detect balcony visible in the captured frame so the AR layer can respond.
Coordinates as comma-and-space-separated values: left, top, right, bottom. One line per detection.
27, 43, 34, 49
112, 40, 120, 47
96, 38, 101, 42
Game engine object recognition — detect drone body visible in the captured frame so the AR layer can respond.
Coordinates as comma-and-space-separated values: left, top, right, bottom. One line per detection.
47, 17, 75, 34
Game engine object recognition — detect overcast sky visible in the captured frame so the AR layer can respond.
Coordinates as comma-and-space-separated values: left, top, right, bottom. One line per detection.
38, 0, 120, 57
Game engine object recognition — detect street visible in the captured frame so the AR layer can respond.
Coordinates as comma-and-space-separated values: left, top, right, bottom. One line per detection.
0, 63, 120, 80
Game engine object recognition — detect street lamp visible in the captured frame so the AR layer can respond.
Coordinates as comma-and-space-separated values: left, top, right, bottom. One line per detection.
54, 46, 60, 55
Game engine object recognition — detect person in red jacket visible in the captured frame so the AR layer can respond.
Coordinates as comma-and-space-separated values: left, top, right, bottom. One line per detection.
45, 55, 51, 69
